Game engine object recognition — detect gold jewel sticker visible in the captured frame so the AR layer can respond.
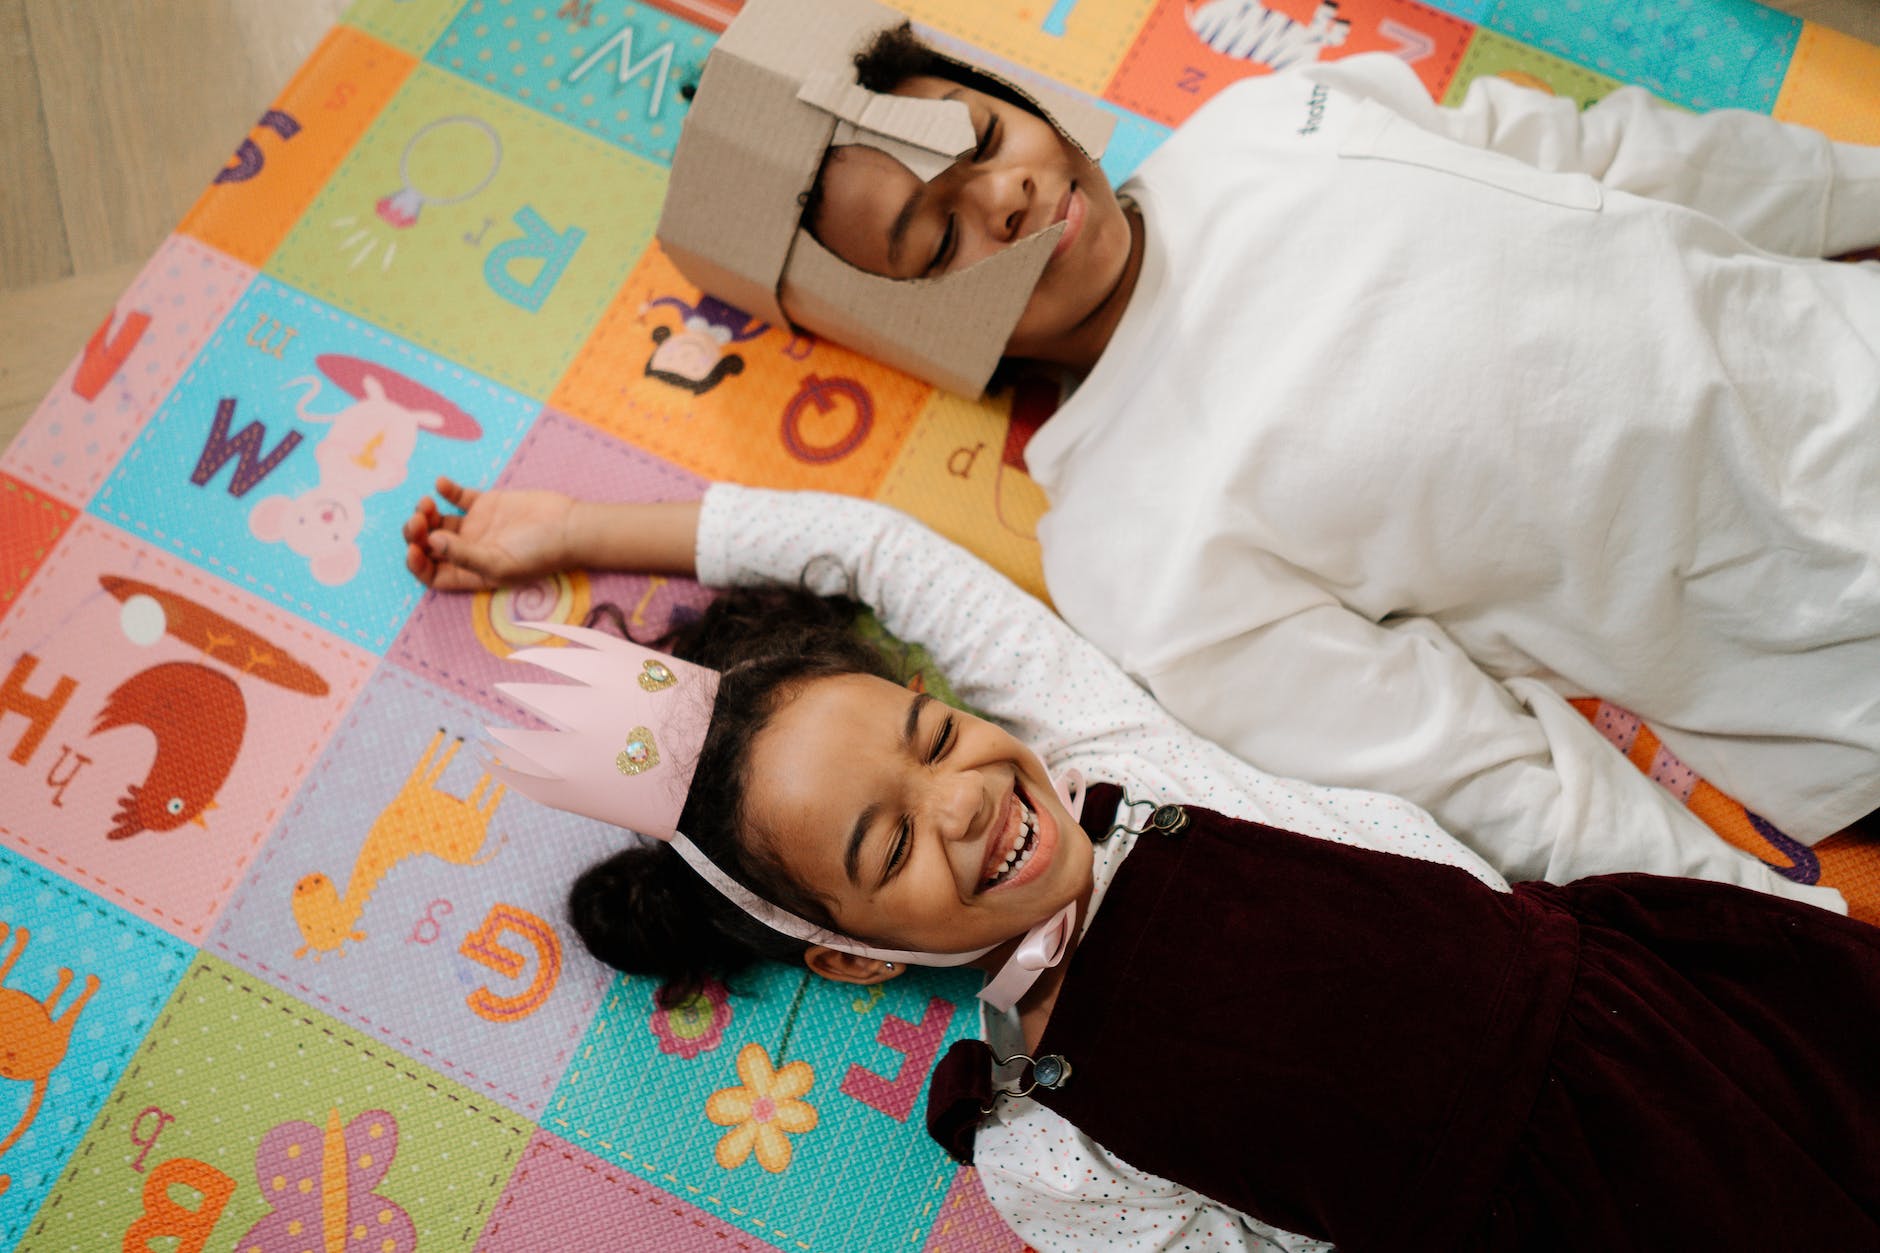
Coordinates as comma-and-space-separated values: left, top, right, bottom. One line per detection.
615, 727, 660, 775
638, 659, 677, 693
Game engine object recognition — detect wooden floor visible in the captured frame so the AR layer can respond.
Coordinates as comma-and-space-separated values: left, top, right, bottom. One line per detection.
0, 0, 349, 445
0, 0, 1875, 451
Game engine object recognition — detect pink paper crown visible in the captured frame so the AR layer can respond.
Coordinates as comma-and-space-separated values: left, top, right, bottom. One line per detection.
487, 620, 717, 840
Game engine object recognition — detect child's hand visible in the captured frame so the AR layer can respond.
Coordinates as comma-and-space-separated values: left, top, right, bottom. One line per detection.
405, 477, 704, 589
403, 476, 576, 591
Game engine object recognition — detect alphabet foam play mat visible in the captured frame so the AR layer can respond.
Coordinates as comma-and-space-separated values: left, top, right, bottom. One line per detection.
2, 1, 1876, 1248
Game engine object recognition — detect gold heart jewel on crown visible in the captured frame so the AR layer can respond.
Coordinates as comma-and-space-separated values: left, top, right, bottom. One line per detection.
615, 727, 661, 775
638, 660, 677, 692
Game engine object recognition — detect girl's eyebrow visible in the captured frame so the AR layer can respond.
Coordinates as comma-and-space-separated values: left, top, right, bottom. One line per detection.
844, 692, 934, 884
844, 801, 881, 885
903, 691, 933, 754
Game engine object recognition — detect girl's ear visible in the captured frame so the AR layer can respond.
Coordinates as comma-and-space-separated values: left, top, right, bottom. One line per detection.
803, 947, 905, 985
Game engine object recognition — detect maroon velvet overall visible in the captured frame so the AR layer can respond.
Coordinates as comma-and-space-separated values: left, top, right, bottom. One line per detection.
929, 783, 1880, 1251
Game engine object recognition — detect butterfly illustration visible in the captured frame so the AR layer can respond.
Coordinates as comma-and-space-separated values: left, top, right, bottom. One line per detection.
240, 1107, 416, 1253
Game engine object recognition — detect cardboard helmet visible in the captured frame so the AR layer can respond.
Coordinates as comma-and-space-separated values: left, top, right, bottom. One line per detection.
657, 0, 1115, 396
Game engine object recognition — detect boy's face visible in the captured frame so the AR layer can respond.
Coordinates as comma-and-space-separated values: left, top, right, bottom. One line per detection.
807, 75, 1136, 368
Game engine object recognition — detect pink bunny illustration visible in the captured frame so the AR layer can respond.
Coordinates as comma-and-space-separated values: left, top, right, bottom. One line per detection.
248, 355, 481, 585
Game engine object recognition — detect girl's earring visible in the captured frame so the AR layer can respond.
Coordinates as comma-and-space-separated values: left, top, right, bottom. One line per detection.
884, 962, 896, 971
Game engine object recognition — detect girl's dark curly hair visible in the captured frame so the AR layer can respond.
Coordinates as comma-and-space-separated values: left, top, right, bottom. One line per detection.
566, 585, 904, 1007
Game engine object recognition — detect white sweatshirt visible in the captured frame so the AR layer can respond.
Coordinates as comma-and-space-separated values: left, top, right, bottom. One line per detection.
1026, 54, 1880, 879
693, 483, 1844, 1251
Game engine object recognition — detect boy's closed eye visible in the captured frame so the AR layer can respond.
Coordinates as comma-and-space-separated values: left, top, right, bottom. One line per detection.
974, 112, 1001, 163
922, 114, 1000, 277
926, 217, 957, 277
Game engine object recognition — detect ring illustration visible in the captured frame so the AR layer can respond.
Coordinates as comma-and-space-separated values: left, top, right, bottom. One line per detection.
376, 115, 504, 229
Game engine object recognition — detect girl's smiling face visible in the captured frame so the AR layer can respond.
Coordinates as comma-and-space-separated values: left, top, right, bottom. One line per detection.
805, 75, 1139, 371
742, 673, 1095, 957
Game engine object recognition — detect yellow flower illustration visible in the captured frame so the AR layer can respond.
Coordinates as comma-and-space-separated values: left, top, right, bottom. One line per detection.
705, 1042, 820, 1173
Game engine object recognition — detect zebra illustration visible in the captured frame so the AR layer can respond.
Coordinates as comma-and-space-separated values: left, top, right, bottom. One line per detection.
1187, 0, 1352, 70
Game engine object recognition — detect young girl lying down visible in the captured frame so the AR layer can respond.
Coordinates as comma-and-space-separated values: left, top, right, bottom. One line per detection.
406, 478, 1876, 1252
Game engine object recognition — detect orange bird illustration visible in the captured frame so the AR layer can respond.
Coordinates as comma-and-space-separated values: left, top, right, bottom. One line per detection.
90, 661, 247, 840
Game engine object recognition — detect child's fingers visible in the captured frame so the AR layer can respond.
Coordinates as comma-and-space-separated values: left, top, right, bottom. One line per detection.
428, 530, 468, 565
436, 477, 479, 512
406, 541, 435, 585
428, 530, 503, 584
409, 509, 463, 540
406, 482, 493, 585
402, 498, 437, 541
411, 533, 495, 593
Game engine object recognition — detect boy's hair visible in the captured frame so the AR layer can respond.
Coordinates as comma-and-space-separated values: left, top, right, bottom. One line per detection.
566, 585, 904, 1006
852, 23, 1037, 122
851, 20, 951, 95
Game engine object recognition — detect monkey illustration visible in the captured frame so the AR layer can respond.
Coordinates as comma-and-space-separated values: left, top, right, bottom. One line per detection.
642, 294, 769, 395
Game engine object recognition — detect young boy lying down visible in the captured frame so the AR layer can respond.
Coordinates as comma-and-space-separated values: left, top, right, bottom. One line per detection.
657, 0, 1880, 889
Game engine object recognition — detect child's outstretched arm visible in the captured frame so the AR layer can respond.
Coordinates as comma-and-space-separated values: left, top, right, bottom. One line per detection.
1305, 52, 1880, 258
696, 484, 1517, 889
694, 483, 1164, 764
1138, 602, 1846, 914
402, 476, 700, 591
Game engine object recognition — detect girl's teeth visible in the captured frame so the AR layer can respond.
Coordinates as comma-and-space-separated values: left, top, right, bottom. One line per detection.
984, 793, 1042, 889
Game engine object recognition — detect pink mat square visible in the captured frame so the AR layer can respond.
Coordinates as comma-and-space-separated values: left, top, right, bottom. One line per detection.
2, 235, 253, 507
0, 516, 373, 940
479, 1130, 775, 1252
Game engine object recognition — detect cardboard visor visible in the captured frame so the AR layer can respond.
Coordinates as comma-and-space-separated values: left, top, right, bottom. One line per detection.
656, 0, 1115, 397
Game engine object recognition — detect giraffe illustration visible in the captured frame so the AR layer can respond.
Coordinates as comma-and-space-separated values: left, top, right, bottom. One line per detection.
291, 729, 505, 960
0, 921, 101, 1198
